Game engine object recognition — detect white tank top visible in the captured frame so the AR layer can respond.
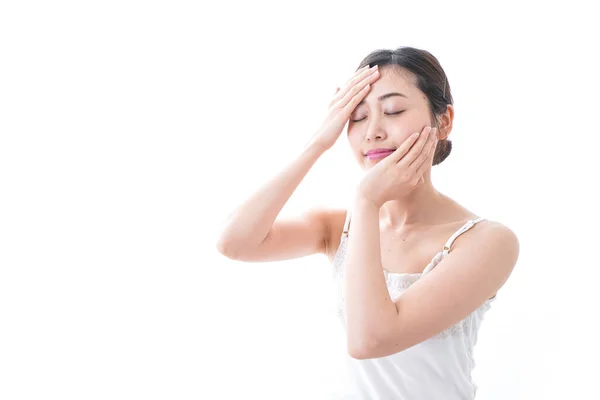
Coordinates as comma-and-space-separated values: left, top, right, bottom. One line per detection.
331, 214, 495, 399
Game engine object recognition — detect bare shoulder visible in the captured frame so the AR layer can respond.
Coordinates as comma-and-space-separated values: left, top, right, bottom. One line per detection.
467, 218, 520, 263
477, 219, 519, 245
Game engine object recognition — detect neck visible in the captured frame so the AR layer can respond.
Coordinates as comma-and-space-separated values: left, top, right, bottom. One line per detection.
378, 170, 446, 229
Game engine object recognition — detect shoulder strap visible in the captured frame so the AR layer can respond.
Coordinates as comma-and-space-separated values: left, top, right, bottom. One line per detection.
342, 214, 485, 252
442, 217, 486, 255
342, 211, 351, 238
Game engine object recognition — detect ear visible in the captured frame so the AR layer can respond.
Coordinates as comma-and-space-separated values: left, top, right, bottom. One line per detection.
436, 105, 454, 140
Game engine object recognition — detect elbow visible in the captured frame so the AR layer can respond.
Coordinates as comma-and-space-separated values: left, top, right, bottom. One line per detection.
216, 237, 242, 260
347, 334, 380, 360
347, 328, 407, 359
348, 346, 372, 360
216, 237, 229, 256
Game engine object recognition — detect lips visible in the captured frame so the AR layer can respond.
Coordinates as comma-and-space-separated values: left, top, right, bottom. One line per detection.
365, 148, 395, 156
365, 149, 395, 160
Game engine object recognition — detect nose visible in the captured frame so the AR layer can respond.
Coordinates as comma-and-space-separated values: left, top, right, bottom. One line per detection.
365, 116, 387, 142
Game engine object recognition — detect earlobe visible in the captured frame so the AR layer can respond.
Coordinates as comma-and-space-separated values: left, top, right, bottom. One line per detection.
434, 121, 449, 141
439, 107, 453, 140
438, 127, 450, 141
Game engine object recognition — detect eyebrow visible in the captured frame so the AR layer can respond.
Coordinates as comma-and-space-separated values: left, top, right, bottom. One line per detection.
357, 92, 407, 106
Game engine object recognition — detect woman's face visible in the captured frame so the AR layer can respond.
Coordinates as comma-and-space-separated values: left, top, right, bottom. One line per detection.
347, 66, 436, 170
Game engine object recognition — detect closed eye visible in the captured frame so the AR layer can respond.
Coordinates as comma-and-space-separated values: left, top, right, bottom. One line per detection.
351, 111, 404, 123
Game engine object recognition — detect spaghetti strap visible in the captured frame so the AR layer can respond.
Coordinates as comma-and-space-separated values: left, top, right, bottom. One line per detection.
442, 217, 486, 255
341, 213, 485, 254
342, 211, 352, 237
420, 217, 486, 276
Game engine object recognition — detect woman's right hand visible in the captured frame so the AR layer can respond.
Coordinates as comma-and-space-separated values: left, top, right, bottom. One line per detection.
309, 64, 381, 151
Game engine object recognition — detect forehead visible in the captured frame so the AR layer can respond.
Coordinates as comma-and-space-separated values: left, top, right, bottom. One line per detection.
364, 66, 420, 101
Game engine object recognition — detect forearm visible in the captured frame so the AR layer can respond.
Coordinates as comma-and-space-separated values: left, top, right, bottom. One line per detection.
216, 141, 327, 254
345, 197, 398, 351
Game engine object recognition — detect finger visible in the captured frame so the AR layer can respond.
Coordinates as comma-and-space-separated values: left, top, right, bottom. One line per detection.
414, 135, 437, 176
332, 66, 379, 107
333, 67, 378, 109
328, 87, 341, 108
385, 126, 430, 165
409, 127, 437, 169
413, 136, 437, 178
334, 69, 379, 111
335, 66, 372, 101
380, 131, 421, 166
342, 83, 372, 114
395, 126, 434, 167
344, 65, 372, 86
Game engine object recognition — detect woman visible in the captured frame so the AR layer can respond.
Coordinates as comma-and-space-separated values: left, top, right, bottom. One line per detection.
216, 46, 519, 399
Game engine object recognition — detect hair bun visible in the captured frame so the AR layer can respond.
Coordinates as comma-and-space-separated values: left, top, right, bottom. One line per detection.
433, 139, 452, 166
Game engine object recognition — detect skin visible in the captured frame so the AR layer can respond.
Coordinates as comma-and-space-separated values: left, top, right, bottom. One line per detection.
340, 65, 519, 359
346, 66, 471, 234
216, 63, 520, 361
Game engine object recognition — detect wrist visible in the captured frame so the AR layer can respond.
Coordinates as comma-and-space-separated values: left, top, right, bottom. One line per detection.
304, 134, 331, 153
301, 139, 329, 161
353, 193, 381, 211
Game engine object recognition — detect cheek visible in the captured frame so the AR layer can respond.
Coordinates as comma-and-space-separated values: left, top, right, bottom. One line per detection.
346, 124, 356, 137
394, 118, 429, 137
346, 129, 360, 147
396, 109, 430, 130
346, 133, 366, 161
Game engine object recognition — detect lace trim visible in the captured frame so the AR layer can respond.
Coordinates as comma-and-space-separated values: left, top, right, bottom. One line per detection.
332, 239, 488, 339
335, 272, 473, 338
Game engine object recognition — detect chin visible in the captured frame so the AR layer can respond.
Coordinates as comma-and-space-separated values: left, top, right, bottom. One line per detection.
360, 158, 381, 170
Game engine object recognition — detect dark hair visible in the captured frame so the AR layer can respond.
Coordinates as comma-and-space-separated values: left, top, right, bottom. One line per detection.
357, 47, 453, 165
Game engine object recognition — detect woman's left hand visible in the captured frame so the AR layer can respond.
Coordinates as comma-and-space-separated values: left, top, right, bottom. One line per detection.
356, 126, 439, 208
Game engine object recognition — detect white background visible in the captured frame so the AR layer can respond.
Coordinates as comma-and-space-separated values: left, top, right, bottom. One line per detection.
1, 1, 599, 399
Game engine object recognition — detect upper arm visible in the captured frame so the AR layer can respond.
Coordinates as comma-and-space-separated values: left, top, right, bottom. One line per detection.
225, 208, 345, 263
373, 223, 519, 356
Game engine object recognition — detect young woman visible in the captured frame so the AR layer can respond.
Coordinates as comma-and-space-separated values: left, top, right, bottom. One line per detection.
216, 46, 519, 399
